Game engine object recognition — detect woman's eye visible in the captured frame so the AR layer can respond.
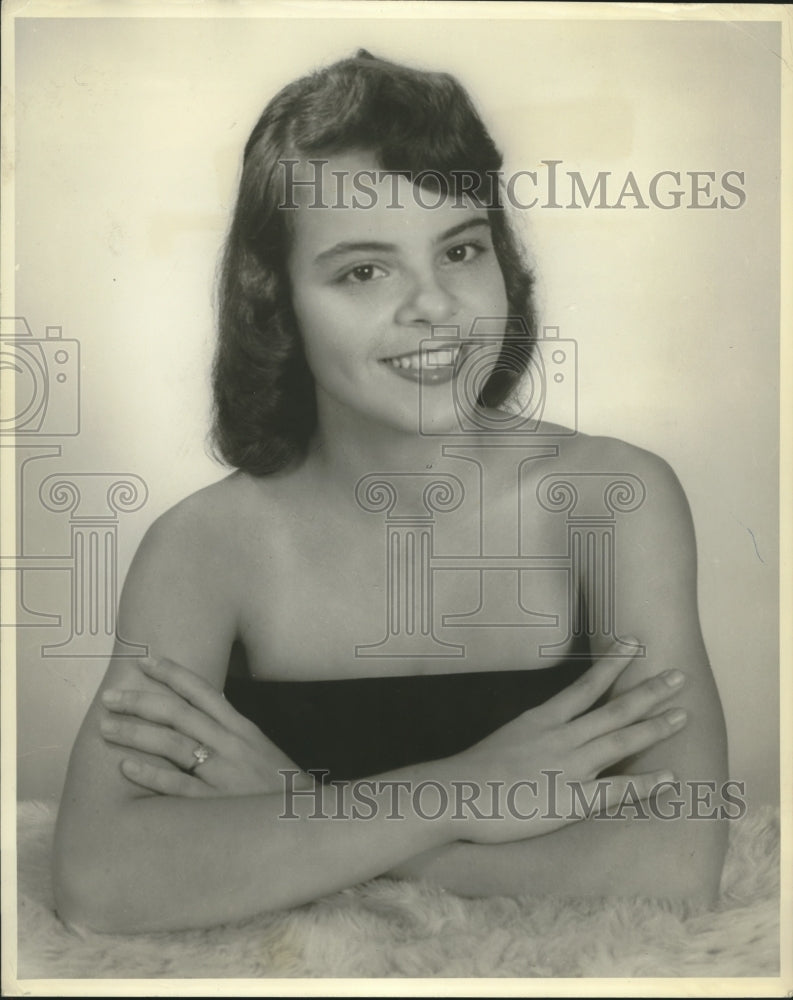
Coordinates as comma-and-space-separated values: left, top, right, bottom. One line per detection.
444, 242, 485, 264
342, 263, 387, 284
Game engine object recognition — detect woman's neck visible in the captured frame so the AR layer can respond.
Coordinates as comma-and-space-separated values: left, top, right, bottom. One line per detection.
301, 390, 460, 514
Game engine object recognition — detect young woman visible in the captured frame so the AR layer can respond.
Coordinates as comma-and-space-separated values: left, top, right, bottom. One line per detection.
53, 51, 728, 933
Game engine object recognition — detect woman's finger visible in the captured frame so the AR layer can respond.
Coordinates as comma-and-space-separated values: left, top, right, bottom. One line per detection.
579, 707, 688, 775
563, 770, 676, 821
566, 668, 686, 744
101, 716, 202, 773
119, 757, 211, 797
101, 687, 220, 749
137, 656, 249, 732
534, 640, 642, 726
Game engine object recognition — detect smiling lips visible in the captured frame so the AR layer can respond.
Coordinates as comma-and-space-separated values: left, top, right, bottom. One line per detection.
381, 344, 464, 385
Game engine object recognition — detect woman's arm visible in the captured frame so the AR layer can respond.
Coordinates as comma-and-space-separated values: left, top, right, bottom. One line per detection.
386, 443, 729, 902
53, 501, 457, 931
53, 491, 684, 932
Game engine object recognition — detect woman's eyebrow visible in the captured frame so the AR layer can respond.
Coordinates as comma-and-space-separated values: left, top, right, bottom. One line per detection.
313, 218, 492, 266
314, 240, 397, 265
436, 218, 492, 243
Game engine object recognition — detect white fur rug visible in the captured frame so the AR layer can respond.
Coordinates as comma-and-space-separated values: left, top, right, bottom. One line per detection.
15, 800, 779, 979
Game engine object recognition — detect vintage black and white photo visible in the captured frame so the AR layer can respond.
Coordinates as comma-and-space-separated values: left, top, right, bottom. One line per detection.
1, 2, 788, 993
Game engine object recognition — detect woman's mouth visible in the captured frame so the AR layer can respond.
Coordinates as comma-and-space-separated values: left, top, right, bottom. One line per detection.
380, 344, 463, 385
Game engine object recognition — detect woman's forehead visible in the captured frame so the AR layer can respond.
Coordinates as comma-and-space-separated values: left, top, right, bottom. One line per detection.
283, 152, 491, 263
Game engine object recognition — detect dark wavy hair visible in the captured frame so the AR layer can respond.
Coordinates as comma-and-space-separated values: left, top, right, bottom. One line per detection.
212, 50, 538, 475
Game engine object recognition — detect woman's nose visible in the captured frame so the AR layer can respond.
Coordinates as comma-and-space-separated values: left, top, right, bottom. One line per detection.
395, 271, 458, 326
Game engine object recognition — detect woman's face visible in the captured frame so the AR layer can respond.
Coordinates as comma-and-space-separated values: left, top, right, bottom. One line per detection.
286, 151, 509, 437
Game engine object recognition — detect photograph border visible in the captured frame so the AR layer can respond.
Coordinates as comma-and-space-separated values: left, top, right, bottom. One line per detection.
1, 1, 790, 995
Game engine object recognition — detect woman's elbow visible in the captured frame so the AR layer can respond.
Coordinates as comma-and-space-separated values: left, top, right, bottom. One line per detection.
53, 848, 111, 933
651, 819, 728, 908
53, 829, 145, 934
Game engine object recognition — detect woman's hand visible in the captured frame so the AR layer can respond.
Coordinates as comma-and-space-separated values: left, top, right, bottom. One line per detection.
444, 641, 688, 844
99, 657, 304, 797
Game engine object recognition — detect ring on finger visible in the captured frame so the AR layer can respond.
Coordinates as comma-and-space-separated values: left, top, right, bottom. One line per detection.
186, 743, 213, 774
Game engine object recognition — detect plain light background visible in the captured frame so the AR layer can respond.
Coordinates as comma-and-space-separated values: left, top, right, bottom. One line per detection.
11, 14, 780, 806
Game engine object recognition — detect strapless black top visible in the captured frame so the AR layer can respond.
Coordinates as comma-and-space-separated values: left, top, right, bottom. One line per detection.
224, 642, 592, 782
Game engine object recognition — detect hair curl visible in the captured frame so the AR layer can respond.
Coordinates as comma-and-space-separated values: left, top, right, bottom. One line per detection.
212, 50, 537, 475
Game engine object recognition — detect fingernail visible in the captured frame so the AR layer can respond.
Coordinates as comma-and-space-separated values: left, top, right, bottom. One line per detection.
101, 690, 121, 705
662, 670, 685, 688
121, 759, 140, 776
667, 708, 687, 726
655, 771, 676, 784
139, 656, 158, 668
100, 718, 119, 735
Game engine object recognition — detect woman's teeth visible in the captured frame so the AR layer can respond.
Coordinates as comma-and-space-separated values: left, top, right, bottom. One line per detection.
385, 347, 459, 370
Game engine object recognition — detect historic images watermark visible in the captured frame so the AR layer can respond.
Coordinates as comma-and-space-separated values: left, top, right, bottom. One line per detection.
278, 160, 747, 212
279, 769, 748, 823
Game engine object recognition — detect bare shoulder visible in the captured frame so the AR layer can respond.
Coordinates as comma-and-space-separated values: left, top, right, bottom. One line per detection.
134, 470, 286, 570
140, 472, 254, 549
502, 424, 691, 537
553, 430, 692, 524
532, 430, 699, 606
562, 433, 704, 652
558, 429, 677, 477
117, 471, 286, 679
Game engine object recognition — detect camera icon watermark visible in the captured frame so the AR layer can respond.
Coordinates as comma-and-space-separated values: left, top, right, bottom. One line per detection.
2, 315, 148, 657
417, 319, 577, 437
0, 317, 80, 436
